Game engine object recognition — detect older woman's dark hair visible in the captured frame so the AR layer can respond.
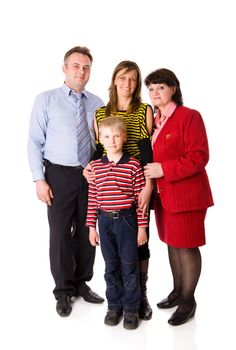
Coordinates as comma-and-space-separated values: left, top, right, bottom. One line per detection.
144, 68, 183, 106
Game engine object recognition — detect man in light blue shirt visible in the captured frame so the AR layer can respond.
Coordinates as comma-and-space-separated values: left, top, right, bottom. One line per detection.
28, 46, 104, 317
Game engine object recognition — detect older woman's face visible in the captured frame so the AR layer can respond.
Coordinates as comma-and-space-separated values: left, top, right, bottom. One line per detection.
148, 83, 176, 108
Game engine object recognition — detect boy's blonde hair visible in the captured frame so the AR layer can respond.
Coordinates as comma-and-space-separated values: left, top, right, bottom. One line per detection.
99, 116, 127, 137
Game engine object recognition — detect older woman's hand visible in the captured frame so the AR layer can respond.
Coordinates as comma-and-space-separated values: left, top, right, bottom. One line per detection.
144, 163, 164, 179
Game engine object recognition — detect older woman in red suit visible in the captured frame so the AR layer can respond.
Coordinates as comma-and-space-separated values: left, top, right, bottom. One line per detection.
144, 69, 213, 326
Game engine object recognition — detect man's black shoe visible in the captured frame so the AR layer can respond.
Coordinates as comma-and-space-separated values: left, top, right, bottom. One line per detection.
77, 284, 104, 304
104, 310, 123, 326
56, 295, 72, 317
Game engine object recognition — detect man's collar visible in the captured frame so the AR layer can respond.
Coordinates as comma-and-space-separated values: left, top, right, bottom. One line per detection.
62, 83, 88, 98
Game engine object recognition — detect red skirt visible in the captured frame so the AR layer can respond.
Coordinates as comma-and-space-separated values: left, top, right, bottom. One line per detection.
153, 194, 207, 248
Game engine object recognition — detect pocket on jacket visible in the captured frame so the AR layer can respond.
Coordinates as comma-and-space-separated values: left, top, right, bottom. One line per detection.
166, 132, 178, 140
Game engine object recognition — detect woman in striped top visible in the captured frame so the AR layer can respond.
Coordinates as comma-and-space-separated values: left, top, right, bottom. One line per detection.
92, 61, 154, 320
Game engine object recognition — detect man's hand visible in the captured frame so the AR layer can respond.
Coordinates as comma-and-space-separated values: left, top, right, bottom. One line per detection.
36, 179, 54, 206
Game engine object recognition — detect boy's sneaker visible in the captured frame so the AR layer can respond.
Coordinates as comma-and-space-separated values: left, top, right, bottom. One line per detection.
123, 312, 139, 330
104, 310, 123, 326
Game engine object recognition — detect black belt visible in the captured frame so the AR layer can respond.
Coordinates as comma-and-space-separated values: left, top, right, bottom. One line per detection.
98, 206, 136, 219
43, 159, 83, 170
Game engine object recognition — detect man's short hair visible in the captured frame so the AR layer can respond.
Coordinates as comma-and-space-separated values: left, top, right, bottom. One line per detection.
64, 46, 93, 63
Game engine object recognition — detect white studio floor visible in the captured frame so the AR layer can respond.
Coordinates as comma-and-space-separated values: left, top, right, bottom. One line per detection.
2, 202, 235, 350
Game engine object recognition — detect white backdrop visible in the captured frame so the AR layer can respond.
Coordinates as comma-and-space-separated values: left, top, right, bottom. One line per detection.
1, 0, 235, 349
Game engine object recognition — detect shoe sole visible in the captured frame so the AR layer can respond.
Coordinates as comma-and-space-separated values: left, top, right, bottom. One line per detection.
79, 294, 104, 304
123, 324, 139, 330
104, 316, 122, 326
104, 320, 120, 326
157, 299, 180, 309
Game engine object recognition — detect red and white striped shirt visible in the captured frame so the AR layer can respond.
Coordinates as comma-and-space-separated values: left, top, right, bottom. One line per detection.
86, 154, 148, 227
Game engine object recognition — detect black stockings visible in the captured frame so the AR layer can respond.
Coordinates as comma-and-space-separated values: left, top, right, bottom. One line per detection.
168, 245, 202, 312
139, 259, 149, 273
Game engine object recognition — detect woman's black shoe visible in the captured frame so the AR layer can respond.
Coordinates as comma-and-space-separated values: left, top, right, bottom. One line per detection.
168, 302, 196, 326
157, 291, 180, 309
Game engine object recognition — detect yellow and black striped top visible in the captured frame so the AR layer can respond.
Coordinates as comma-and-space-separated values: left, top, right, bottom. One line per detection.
95, 103, 152, 161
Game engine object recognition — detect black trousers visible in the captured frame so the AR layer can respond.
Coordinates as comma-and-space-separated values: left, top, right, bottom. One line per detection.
45, 163, 95, 299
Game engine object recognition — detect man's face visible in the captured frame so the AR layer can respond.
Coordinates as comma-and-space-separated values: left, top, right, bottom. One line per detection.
63, 52, 91, 92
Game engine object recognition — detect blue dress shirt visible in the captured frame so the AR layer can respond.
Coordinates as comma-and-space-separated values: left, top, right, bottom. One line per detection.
28, 83, 104, 181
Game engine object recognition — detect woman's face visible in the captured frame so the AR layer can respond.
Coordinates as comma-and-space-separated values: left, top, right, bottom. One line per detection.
114, 69, 138, 98
148, 83, 176, 109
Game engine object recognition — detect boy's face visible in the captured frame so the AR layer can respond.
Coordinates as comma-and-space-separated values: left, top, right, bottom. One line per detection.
100, 126, 126, 155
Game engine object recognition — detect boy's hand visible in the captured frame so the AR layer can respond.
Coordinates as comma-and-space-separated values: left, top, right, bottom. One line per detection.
137, 227, 148, 246
89, 227, 100, 246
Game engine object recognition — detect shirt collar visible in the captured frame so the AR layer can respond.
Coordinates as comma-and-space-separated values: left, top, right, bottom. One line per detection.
155, 101, 177, 119
62, 83, 88, 99
101, 153, 130, 164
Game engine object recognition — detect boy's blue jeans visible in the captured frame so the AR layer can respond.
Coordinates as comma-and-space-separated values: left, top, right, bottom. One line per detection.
98, 207, 141, 313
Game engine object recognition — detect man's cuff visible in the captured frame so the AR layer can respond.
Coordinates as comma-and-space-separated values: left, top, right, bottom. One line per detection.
32, 169, 45, 182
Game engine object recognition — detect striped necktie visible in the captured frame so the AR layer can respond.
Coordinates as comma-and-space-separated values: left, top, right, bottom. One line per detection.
71, 91, 91, 168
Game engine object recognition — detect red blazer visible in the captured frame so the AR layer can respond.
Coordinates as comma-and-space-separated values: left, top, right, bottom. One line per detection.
153, 106, 214, 213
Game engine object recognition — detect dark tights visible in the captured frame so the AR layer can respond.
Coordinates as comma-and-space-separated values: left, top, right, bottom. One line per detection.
139, 259, 149, 273
167, 245, 201, 313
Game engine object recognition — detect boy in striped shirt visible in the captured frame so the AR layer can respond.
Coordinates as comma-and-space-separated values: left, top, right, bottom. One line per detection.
86, 116, 148, 330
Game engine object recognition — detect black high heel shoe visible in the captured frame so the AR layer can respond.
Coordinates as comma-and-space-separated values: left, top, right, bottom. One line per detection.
168, 302, 196, 326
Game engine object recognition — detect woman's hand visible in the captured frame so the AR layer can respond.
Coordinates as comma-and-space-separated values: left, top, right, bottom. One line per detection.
144, 163, 164, 179
83, 161, 95, 183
